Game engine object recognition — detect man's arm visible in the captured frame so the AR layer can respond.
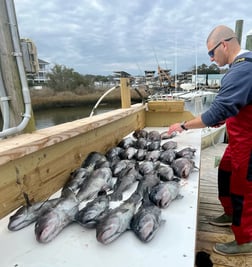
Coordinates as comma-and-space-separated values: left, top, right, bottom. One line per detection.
167, 115, 206, 134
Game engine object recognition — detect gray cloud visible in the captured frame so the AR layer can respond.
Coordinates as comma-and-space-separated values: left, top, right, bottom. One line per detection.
14, 0, 252, 75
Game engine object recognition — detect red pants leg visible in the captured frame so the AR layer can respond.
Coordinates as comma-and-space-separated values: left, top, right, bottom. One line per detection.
230, 148, 252, 244
218, 145, 233, 215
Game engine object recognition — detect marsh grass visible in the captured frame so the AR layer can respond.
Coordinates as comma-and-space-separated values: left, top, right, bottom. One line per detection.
30, 86, 147, 110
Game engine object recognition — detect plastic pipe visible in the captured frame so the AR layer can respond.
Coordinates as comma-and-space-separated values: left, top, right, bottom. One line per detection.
0, 0, 32, 138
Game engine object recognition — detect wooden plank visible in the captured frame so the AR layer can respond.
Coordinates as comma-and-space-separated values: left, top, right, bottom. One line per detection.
211, 251, 252, 267
197, 218, 233, 235
200, 195, 220, 204
120, 78, 131, 108
147, 100, 184, 112
197, 231, 234, 250
0, 104, 145, 165
145, 110, 195, 127
0, 0, 36, 132
198, 206, 223, 214
0, 105, 146, 218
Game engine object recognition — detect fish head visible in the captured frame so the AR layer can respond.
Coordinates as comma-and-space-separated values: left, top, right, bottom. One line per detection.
180, 160, 194, 178
136, 214, 157, 242
96, 215, 121, 244
35, 211, 61, 243
8, 206, 30, 231
150, 185, 172, 208
76, 208, 99, 228
81, 209, 98, 222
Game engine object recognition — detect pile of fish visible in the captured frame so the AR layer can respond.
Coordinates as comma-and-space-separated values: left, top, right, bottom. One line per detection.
8, 129, 198, 245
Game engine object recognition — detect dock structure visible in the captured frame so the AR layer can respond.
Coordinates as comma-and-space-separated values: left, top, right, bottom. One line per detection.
197, 143, 252, 266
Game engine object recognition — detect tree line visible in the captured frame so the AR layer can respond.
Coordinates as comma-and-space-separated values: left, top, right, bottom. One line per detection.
45, 63, 227, 93
46, 64, 114, 93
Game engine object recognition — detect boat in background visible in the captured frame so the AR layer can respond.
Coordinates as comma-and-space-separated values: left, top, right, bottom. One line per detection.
201, 124, 226, 149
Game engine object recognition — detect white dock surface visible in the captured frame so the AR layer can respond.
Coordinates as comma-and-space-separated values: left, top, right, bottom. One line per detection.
0, 128, 202, 267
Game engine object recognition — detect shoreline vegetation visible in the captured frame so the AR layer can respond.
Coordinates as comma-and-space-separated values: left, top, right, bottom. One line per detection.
30, 86, 148, 111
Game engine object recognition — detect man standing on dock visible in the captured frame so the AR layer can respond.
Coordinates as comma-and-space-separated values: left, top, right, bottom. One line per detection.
168, 25, 252, 256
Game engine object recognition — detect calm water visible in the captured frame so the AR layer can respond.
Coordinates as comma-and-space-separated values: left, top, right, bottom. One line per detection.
34, 103, 121, 130
0, 96, 214, 130
33, 100, 212, 130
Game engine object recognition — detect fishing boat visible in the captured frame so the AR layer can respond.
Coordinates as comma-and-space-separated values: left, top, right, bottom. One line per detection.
145, 90, 225, 150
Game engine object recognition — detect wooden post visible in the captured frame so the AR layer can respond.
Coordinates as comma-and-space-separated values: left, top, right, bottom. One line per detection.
235, 19, 243, 45
246, 30, 252, 51
0, 0, 36, 134
120, 77, 131, 108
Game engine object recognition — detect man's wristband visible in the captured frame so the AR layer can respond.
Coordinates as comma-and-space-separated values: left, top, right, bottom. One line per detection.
180, 121, 188, 131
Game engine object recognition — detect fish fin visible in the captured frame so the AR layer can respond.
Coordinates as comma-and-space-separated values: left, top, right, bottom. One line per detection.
175, 194, 184, 200
136, 174, 143, 181
97, 190, 107, 196
61, 187, 76, 198
172, 177, 181, 183
23, 192, 32, 207
110, 191, 123, 201
160, 219, 166, 226
120, 208, 131, 214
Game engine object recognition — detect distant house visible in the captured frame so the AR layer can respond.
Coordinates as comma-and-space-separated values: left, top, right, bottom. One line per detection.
20, 38, 50, 85
20, 38, 39, 74
33, 58, 50, 84
191, 74, 225, 88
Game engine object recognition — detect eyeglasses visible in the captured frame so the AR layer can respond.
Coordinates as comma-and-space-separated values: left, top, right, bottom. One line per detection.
208, 37, 235, 58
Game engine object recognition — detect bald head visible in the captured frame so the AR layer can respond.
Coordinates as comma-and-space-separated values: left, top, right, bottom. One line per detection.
207, 25, 237, 44
207, 25, 241, 66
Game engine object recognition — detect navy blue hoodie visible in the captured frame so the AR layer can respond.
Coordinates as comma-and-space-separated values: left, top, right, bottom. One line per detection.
201, 51, 252, 127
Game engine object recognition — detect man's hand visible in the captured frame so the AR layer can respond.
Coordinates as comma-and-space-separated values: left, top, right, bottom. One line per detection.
167, 122, 184, 135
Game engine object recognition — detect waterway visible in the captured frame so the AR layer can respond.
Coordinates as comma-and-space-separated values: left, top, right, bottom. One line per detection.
33, 98, 213, 130
34, 102, 121, 129
0, 95, 214, 130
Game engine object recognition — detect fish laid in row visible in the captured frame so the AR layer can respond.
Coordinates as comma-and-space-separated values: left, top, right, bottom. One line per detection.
149, 181, 181, 209
96, 191, 142, 244
7, 128, 198, 245
131, 190, 165, 243
8, 193, 61, 231
35, 189, 79, 243
76, 167, 113, 202
171, 158, 198, 179
75, 191, 110, 228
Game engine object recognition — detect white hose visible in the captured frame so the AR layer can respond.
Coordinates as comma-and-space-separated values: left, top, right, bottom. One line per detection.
89, 85, 120, 117
0, 0, 32, 138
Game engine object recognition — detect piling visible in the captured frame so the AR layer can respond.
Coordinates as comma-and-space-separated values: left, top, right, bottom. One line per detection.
235, 19, 243, 45
246, 30, 252, 51
0, 0, 36, 135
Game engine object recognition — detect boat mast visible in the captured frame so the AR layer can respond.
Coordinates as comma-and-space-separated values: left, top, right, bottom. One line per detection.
174, 31, 178, 92
195, 35, 198, 90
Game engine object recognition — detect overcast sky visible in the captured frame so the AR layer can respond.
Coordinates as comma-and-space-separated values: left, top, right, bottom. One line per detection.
14, 0, 252, 76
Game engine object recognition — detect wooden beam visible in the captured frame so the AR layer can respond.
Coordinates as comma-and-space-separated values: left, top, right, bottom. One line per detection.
145, 110, 195, 127
235, 19, 243, 45
120, 77, 131, 108
0, 104, 145, 218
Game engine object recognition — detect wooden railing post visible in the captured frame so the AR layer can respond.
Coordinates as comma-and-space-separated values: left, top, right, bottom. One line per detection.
235, 19, 243, 45
120, 77, 131, 108
246, 30, 252, 51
